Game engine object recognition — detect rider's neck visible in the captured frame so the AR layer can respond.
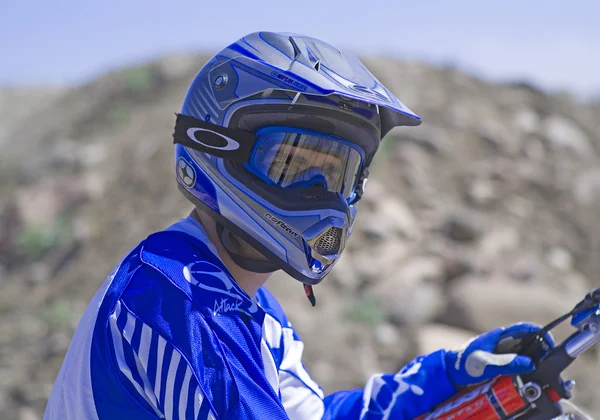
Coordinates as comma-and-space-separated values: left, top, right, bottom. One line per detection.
190, 208, 272, 298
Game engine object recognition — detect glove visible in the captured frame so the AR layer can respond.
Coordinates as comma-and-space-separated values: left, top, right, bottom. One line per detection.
355, 323, 555, 420
445, 322, 555, 388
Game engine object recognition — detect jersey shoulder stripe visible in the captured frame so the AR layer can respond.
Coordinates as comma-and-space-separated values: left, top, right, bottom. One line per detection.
108, 299, 216, 419
113, 229, 287, 418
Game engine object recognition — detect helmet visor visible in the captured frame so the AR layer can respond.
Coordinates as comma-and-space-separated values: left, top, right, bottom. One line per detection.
248, 127, 364, 200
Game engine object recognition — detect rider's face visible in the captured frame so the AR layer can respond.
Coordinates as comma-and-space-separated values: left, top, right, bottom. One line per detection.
270, 144, 345, 186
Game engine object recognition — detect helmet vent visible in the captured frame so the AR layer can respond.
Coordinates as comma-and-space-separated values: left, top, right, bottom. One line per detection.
289, 36, 302, 59
314, 227, 343, 255
313, 60, 321, 71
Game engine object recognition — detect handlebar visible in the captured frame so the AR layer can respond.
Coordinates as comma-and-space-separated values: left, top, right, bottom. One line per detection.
566, 307, 600, 358
416, 288, 600, 420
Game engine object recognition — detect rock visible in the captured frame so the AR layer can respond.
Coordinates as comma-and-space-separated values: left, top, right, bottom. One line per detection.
350, 248, 387, 283
401, 124, 452, 156
13, 179, 89, 232
29, 262, 51, 285
348, 240, 414, 286
19, 407, 38, 420
478, 117, 521, 155
504, 195, 535, 219
447, 275, 578, 340
374, 325, 418, 374
72, 217, 92, 241
558, 271, 590, 298
15, 184, 60, 228
42, 331, 72, 359
443, 257, 474, 282
479, 225, 521, 261
542, 115, 593, 157
448, 101, 475, 130
416, 323, 475, 354
521, 136, 546, 162
45, 139, 81, 171
81, 171, 108, 200
573, 168, 600, 206
374, 255, 446, 325
79, 142, 109, 167
374, 323, 402, 346
464, 178, 497, 207
0, 202, 22, 269
360, 191, 422, 242
0, 88, 65, 150
509, 252, 545, 283
439, 212, 482, 243
512, 107, 540, 134
546, 246, 573, 271
358, 212, 392, 241
328, 251, 361, 291
156, 54, 202, 80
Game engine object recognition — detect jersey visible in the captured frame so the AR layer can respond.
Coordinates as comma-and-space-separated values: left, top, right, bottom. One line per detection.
44, 216, 457, 420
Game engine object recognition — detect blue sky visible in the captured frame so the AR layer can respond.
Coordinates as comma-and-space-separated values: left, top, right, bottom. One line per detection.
2, 0, 599, 96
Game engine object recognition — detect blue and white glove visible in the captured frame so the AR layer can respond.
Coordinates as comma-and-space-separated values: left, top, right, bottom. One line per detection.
445, 322, 555, 388
335, 323, 555, 420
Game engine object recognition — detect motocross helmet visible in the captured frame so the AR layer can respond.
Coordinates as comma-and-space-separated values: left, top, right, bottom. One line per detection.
174, 31, 421, 293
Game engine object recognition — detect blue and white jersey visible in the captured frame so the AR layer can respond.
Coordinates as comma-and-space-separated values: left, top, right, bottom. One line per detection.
44, 217, 456, 420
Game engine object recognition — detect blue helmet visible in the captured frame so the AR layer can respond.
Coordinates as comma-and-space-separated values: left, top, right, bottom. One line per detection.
174, 31, 421, 289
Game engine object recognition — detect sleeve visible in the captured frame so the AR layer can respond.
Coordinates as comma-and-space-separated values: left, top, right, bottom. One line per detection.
277, 322, 457, 420
337, 351, 458, 420
108, 299, 217, 420
277, 324, 326, 419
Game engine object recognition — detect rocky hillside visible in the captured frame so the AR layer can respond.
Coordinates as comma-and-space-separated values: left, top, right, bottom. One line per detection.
1, 54, 600, 419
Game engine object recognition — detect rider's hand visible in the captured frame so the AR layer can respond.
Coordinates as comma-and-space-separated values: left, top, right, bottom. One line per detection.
445, 322, 555, 388
358, 323, 555, 419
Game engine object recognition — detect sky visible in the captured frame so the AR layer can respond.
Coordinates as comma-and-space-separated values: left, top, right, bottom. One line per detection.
2, 0, 599, 97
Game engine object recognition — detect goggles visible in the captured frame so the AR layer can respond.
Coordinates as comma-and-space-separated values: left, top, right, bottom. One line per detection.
174, 115, 366, 202
246, 127, 364, 201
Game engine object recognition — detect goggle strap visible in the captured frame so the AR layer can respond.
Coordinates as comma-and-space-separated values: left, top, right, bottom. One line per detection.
349, 166, 369, 205
173, 113, 256, 161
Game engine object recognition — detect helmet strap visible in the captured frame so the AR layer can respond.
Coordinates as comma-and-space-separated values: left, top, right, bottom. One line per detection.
217, 222, 318, 307
216, 222, 279, 273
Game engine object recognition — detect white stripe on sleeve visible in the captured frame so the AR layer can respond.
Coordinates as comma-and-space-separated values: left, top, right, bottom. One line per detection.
163, 347, 182, 419
109, 302, 163, 417
109, 300, 217, 420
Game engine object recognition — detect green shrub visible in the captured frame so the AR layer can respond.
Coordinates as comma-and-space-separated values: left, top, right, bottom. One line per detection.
108, 105, 131, 126
123, 66, 155, 93
39, 300, 75, 328
17, 216, 73, 260
344, 295, 386, 326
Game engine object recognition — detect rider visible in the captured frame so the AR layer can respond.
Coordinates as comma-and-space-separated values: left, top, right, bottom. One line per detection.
44, 32, 555, 419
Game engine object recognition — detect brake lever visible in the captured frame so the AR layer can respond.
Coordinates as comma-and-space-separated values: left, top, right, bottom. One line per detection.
571, 288, 600, 315
518, 288, 600, 362
521, 298, 600, 404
